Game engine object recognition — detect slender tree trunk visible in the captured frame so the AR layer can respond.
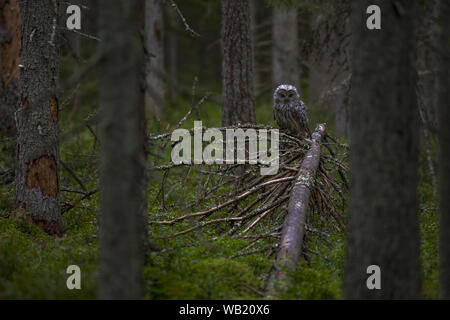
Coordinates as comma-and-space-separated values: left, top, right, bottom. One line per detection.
344, 1, 421, 299
333, 4, 351, 138
221, 0, 254, 126
146, 0, 164, 117
99, 0, 146, 299
307, 14, 327, 106
249, 0, 259, 95
14, 0, 62, 236
416, 1, 439, 192
272, 6, 299, 88
438, 0, 450, 301
166, 5, 178, 101
416, 0, 439, 132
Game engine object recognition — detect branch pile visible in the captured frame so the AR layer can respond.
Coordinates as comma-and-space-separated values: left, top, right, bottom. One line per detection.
148, 117, 348, 266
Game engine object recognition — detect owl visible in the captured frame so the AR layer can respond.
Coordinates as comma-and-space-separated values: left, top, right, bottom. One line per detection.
273, 84, 310, 138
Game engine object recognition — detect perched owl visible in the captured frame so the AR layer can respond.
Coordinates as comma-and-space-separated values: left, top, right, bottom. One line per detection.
273, 84, 310, 138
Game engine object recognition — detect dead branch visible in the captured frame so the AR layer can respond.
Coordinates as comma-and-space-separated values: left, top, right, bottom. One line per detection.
266, 123, 326, 296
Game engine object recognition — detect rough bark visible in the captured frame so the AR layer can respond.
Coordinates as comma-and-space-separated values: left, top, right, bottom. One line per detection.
14, 0, 61, 236
0, 0, 20, 137
221, 0, 255, 126
99, 0, 145, 299
438, 0, 450, 301
272, 6, 299, 88
344, 1, 421, 299
146, 0, 164, 117
266, 123, 326, 296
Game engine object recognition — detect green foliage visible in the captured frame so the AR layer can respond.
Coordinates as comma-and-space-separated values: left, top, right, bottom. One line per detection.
281, 264, 340, 299
145, 253, 259, 299
0, 0, 440, 299
0, 82, 440, 300
418, 170, 439, 299
0, 207, 98, 299
0, 187, 13, 217
417, 130, 439, 299
272, 234, 344, 300
421, 206, 439, 299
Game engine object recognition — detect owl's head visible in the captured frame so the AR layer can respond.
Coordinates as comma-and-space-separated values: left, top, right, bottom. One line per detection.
273, 84, 300, 104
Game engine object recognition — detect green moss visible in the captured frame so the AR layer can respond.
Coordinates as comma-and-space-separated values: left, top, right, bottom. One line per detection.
0, 205, 98, 299
146, 256, 258, 299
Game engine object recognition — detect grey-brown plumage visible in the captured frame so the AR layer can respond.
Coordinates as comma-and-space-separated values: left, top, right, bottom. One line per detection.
273, 84, 310, 138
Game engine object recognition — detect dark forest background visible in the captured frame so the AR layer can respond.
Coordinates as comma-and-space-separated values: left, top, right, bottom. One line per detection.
0, 0, 448, 300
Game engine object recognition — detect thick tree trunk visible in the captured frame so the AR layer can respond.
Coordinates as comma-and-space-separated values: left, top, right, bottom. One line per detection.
98, 0, 146, 299
344, 1, 421, 299
221, 0, 254, 126
272, 6, 299, 88
146, 0, 164, 117
438, 0, 450, 301
266, 124, 325, 296
14, 0, 62, 236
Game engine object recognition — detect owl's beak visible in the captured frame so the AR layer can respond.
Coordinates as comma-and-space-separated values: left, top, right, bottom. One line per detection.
284, 99, 289, 103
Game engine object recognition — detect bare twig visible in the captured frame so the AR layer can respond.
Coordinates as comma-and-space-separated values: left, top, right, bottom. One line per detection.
168, 0, 200, 37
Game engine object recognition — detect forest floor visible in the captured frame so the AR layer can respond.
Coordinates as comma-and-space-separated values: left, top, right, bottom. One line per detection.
0, 79, 439, 299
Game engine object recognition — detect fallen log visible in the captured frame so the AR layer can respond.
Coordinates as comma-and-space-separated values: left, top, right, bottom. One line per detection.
266, 123, 326, 296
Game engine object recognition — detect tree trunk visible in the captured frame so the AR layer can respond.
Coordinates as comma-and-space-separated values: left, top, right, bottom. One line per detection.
416, 0, 439, 132
344, 1, 421, 299
308, 3, 351, 138
438, 0, 450, 301
415, 1, 441, 194
145, 0, 164, 117
0, 0, 20, 136
249, 0, 259, 95
98, 0, 146, 299
221, 0, 255, 126
266, 124, 326, 296
272, 6, 299, 89
14, 0, 61, 236
0, 0, 20, 185
307, 14, 328, 106
166, 5, 178, 101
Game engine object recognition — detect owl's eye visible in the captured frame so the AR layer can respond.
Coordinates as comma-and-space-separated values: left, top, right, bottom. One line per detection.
288, 93, 293, 98
280, 93, 285, 98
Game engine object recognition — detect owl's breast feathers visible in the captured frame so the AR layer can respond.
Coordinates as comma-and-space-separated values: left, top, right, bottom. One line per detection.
273, 100, 309, 138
